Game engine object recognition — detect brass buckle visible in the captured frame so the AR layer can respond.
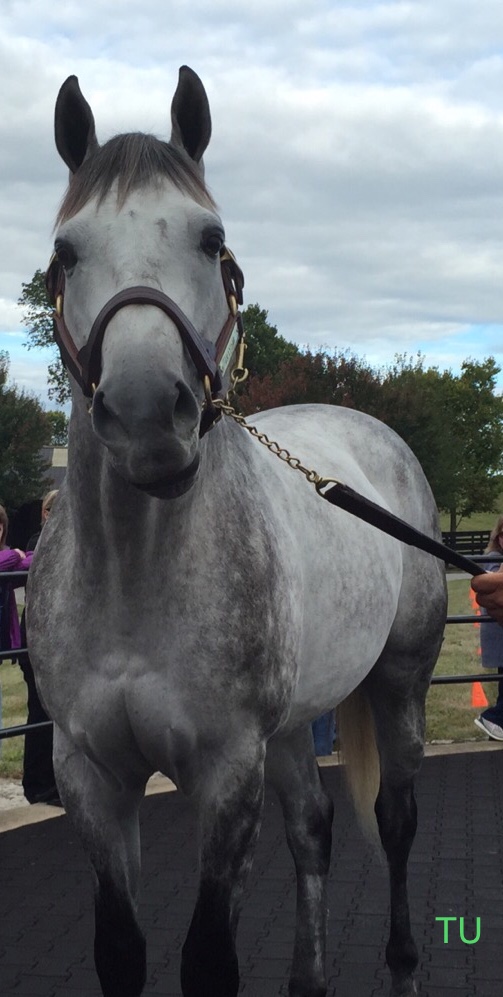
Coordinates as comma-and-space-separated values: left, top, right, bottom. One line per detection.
220, 246, 238, 266
203, 375, 213, 408
230, 337, 248, 386
315, 477, 340, 495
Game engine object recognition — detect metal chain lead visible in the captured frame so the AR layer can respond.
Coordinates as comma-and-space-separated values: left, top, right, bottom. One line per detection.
212, 395, 333, 488
207, 308, 338, 492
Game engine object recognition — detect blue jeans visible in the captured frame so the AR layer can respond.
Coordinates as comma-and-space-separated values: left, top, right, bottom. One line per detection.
481, 667, 503, 725
311, 710, 335, 756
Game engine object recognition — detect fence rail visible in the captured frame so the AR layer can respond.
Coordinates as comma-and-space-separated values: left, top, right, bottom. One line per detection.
441, 530, 491, 555
1, 558, 500, 741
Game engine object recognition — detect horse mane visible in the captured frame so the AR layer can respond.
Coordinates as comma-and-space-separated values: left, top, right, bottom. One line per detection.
56, 132, 216, 225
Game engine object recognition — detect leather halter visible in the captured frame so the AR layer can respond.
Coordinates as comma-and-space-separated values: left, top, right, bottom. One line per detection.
45, 247, 244, 434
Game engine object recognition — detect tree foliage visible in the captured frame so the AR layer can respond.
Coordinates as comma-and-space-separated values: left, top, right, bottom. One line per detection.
240, 304, 300, 381
18, 269, 71, 405
239, 347, 380, 414
366, 354, 503, 529
0, 353, 50, 510
239, 325, 503, 525
45, 410, 69, 446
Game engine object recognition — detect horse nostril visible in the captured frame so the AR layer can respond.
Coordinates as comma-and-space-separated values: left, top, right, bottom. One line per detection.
92, 388, 108, 425
91, 380, 199, 443
91, 388, 128, 443
173, 380, 200, 434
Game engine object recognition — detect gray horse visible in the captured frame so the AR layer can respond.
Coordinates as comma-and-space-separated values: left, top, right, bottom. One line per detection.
27, 66, 447, 997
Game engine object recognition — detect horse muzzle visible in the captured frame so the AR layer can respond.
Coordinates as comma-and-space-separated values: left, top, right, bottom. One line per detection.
91, 372, 201, 496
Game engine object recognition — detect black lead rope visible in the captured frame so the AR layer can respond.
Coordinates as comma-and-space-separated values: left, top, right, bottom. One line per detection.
318, 481, 487, 576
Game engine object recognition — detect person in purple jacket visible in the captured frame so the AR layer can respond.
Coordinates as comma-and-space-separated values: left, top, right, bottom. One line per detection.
0, 504, 32, 651
0, 504, 32, 764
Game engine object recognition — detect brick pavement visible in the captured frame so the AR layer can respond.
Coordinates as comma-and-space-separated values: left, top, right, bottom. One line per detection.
1, 749, 502, 996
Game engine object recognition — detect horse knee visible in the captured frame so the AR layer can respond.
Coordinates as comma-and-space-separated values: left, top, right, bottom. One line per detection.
285, 779, 334, 874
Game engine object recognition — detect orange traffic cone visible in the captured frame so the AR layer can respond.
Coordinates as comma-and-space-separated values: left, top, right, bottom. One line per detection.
471, 682, 489, 709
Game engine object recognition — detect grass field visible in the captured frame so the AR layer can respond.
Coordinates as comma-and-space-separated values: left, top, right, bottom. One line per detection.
438, 503, 502, 533
0, 576, 496, 781
0, 655, 27, 780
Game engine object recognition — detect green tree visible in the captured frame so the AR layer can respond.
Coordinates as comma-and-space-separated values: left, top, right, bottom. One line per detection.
0, 349, 7, 386
18, 269, 71, 405
441, 358, 503, 530
44, 410, 69, 446
240, 304, 300, 381
240, 343, 503, 527
0, 353, 50, 510
371, 354, 503, 530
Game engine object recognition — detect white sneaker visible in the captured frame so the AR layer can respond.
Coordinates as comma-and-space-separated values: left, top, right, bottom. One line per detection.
474, 716, 503, 741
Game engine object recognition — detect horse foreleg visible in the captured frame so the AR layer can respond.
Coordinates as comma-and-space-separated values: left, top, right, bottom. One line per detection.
53, 728, 147, 997
180, 742, 266, 997
266, 726, 334, 997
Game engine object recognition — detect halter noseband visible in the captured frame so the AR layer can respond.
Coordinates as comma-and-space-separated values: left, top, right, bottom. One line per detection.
45, 247, 245, 436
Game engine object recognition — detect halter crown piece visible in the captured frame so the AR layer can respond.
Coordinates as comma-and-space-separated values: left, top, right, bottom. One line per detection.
45, 247, 246, 437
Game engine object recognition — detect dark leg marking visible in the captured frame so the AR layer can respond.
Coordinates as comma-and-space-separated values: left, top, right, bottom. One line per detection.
375, 780, 419, 997
181, 880, 239, 997
94, 872, 146, 997
180, 760, 265, 997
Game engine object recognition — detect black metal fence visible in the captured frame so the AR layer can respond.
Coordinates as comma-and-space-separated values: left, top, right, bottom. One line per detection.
441, 530, 491, 555
0, 558, 501, 741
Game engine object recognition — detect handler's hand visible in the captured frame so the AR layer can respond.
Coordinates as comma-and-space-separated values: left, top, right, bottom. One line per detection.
471, 572, 503, 624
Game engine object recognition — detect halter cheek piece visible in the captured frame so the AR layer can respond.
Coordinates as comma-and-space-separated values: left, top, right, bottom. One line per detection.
45, 248, 245, 437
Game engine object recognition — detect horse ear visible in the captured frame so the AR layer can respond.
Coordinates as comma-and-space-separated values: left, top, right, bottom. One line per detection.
170, 66, 211, 166
55, 76, 99, 174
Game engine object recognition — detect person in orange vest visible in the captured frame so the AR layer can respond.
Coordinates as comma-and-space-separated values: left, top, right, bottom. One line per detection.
472, 515, 503, 740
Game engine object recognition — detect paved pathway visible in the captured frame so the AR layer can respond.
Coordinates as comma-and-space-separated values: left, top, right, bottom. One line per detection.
1, 747, 502, 996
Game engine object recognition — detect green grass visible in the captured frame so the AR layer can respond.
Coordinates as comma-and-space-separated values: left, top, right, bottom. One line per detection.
438, 492, 503, 533
0, 579, 494, 781
0, 657, 26, 779
426, 578, 494, 743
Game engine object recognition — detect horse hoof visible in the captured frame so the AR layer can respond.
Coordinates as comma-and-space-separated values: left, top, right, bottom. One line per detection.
288, 976, 327, 997
390, 980, 417, 997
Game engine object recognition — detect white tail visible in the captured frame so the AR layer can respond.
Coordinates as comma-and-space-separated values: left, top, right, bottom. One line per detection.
336, 686, 381, 845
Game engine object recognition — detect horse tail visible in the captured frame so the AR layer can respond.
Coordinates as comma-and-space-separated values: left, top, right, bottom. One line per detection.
336, 685, 381, 844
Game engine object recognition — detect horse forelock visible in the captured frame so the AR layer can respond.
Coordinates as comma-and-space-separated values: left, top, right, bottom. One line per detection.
55, 132, 216, 226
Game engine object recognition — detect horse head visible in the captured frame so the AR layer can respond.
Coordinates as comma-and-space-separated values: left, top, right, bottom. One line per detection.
48, 67, 242, 498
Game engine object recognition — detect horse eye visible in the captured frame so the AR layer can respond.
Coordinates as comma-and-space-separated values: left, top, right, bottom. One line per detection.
55, 242, 78, 271
202, 230, 224, 258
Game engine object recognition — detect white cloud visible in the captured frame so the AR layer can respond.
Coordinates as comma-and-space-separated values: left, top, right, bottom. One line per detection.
0, 300, 24, 329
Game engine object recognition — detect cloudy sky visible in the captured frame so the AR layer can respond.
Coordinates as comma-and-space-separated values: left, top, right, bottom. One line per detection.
1, 0, 503, 407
